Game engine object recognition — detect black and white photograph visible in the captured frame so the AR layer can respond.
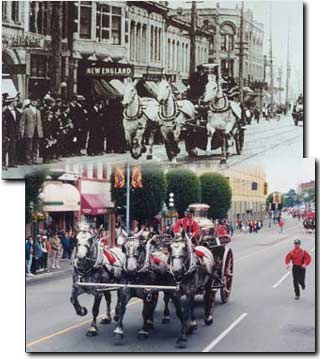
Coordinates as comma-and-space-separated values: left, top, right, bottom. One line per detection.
2, 0, 303, 179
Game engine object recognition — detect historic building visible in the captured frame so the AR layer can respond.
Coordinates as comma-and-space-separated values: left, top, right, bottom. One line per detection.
171, 3, 264, 83
188, 163, 268, 224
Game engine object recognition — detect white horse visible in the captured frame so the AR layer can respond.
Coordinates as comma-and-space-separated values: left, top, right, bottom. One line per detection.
122, 78, 160, 160
157, 79, 195, 163
203, 75, 242, 161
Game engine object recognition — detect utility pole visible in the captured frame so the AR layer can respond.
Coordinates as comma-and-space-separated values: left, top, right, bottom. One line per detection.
238, 1, 245, 104
285, 22, 291, 107
215, 3, 221, 78
269, 2, 274, 109
189, 1, 197, 76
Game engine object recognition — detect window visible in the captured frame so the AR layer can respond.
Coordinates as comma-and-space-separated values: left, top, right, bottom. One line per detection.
251, 182, 258, 191
80, 2, 92, 39
221, 24, 235, 52
30, 55, 49, 78
11, 1, 19, 23
96, 4, 122, 45
30, 2, 49, 35
2, 2, 7, 20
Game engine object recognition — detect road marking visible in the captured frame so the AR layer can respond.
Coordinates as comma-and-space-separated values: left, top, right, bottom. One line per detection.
26, 298, 141, 348
202, 313, 248, 352
272, 271, 291, 288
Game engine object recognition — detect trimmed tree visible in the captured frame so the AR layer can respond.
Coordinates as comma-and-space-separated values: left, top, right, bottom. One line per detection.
111, 166, 167, 224
166, 168, 201, 217
25, 170, 48, 224
200, 172, 232, 220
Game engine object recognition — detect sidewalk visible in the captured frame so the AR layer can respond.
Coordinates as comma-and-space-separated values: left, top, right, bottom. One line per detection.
26, 259, 73, 284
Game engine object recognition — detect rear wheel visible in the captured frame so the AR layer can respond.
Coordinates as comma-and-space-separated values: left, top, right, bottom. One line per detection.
220, 248, 233, 303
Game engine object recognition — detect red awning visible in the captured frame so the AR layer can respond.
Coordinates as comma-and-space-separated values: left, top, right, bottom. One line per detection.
81, 194, 114, 216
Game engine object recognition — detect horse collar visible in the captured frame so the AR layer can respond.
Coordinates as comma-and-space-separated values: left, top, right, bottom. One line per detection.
159, 99, 179, 121
123, 97, 144, 120
209, 96, 230, 113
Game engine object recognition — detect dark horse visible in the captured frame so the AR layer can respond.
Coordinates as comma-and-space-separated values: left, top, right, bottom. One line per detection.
70, 226, 125, 336
113, 235, 173, 342
165, 234, 216, 348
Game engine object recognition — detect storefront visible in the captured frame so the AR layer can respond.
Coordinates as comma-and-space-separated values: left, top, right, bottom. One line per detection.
42, 181, 81, 233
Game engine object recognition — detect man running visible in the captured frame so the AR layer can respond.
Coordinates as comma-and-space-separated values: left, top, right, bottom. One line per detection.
285, 239, 311, 300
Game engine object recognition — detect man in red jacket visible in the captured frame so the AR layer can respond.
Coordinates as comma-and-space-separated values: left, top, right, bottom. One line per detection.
174, 209, 199, 239
285, 239, 311, 300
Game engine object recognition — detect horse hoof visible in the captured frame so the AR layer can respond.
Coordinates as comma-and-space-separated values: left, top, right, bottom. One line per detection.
204, 317, 213, 326
162, 317, 170, 324
78, 307, 87, 317
219, 159, 227, 165
113, 333, 124, 345
146, 320, 154, 330
146, 155, 152, 160
176, 336, 187, 349
86, 327, 98, 337
137, 330, 149, 340
100, 316, 111, 325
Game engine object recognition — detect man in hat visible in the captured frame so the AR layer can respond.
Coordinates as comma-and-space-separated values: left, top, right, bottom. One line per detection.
19, 95, 44, 165
69, 95, 88, 155
2, 95, 20, 168
174, 209, 200, 240
285, 239, 311, 300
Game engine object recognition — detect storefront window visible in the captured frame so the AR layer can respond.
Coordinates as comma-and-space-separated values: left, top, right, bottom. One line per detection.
30, 2, 49, 35
30, 55, 49, 78
96, 5, 122, 45
220, 24, 235, 52
80, 2, 92, 39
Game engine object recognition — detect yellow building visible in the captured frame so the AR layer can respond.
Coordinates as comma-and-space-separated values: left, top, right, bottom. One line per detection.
187, 163, 268, 223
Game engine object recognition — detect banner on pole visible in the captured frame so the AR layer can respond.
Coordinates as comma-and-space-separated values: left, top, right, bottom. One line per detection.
114, 167, 125, 188
131, 166, 143, 189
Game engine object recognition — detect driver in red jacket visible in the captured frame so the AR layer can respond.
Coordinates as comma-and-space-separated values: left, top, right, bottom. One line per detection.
174, 209, 199, 240
285, 239, 311, 300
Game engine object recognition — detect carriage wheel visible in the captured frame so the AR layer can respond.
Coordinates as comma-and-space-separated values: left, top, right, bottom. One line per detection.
220, 248, 233, 304
235, 129, 245, 155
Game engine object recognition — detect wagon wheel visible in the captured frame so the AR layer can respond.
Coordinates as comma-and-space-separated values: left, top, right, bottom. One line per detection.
220, 248, 233, 303
235, 129, 245, 155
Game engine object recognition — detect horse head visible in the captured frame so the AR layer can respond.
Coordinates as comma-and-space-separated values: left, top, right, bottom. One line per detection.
203, 75, 219, 103
122, 78, 138, 107
168, 236, 188, 280
157, 78, 172, 105
123, 236, 145, 275
75, 226, 99, 273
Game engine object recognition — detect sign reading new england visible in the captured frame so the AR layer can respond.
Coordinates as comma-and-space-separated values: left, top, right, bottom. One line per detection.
86, 63, 133, 78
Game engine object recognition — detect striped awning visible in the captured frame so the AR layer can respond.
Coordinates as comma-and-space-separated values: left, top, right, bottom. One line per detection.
81, 194, 114, 216
92, 79, 121, 99
42, 182, 80, 212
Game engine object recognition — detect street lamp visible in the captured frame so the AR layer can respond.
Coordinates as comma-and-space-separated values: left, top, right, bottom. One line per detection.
169, 192, 174, 208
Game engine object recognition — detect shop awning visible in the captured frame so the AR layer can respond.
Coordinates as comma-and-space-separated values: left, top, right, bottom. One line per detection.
243, 86, 254, 93
81, 194, 115, 216
42, 182, 81, 212
2, 77, 18, 98
109, 79, 125, 96
144, 81, 159, 98
92, 79, 121, 99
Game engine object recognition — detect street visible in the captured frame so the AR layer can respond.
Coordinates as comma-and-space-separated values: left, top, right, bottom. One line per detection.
26, 215, 315, 353
6, 115, 302, 179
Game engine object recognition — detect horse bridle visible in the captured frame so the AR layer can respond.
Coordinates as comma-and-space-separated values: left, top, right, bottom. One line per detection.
75, 232, 101, 275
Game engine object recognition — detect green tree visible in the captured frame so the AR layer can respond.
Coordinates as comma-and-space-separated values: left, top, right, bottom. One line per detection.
166, 168, 201, 217
25, 170, 48, 224
199, 172, 232, 219
111, 166, 167, 224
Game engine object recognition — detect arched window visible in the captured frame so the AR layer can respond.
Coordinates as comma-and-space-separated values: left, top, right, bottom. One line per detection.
220, 23, 235, 51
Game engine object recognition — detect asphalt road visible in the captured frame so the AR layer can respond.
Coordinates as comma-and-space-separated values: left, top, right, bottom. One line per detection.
26, 215, 315, 353
5, 115, 302, 179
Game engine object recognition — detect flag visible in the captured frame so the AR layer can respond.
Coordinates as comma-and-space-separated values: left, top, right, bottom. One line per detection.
131, 166, 143, 189
114, 166, 125, 188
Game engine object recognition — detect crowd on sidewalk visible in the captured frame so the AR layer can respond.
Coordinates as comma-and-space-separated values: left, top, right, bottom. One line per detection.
25, 230, 76, 277
2, 92, 127, 170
